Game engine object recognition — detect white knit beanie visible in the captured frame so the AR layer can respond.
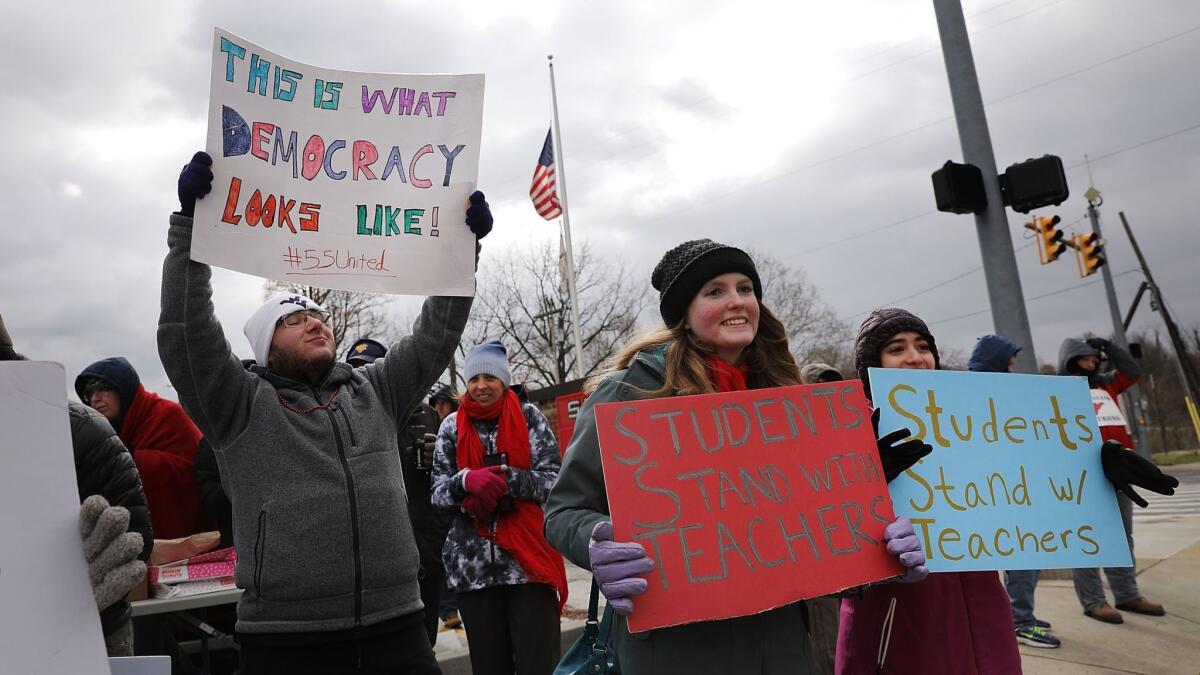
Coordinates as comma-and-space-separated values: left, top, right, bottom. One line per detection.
243, 293, 327, 367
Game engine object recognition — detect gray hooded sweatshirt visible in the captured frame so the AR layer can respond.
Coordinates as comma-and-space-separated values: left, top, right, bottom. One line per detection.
1056, 337, 1139, 385
158, 213, 471, 634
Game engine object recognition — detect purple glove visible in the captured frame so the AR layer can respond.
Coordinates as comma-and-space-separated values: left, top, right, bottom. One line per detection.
178, 151, 213, 217
465, 190, 493, 239
463, 466, 508, 504
589, 521, 655, 616
885, 517, 928, 583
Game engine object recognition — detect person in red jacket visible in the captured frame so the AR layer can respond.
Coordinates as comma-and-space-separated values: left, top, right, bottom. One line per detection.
1058, 336, 1166, 623
76, 357, 207, 539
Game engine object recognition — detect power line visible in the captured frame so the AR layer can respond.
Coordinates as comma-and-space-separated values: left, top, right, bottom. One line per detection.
842, 0, 1072, 85
789, 210, 937, 260
927, 268, 1141, 326
987, 22, 1200, 107
835, 0, 1028, 73
487, 0, 1075, 193
840, 240, 1039, 322
1066, 120, 1200, 170
594, 17, 1200, 246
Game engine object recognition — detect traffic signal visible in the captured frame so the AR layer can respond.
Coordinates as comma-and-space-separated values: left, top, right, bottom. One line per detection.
1002, 155, 1070, 213
1034, 215, 1066, 264
932, 160, 987, 214
1075, 232, 1105, 277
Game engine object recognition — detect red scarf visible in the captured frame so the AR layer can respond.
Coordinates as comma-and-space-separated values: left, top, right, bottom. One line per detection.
705, 355, 749, 392
456, 389, 568, 612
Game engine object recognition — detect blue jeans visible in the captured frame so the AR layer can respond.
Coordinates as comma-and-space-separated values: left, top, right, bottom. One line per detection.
1073, 491, 1140, 610
1005, 569, 1042, 628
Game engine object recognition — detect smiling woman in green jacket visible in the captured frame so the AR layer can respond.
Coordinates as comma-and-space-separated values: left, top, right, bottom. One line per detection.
544, 240, 929, 675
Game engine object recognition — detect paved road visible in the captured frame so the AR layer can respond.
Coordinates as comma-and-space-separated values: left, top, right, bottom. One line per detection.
1133, 462, 1200, 518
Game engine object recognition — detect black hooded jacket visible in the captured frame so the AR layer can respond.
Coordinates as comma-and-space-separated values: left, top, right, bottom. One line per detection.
399, 403, 455, 575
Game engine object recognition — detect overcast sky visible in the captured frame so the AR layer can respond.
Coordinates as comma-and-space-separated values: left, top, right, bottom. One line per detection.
3, 0, 1198, 399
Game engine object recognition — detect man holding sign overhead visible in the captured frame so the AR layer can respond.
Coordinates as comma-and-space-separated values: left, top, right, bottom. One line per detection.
158, 31, 491, 674
161, 151, 488, 673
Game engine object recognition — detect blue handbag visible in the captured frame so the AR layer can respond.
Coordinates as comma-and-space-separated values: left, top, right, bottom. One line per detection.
553, 580, 617, 675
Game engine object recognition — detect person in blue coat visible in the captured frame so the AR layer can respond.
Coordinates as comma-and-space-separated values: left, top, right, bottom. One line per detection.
969, 334, 1061, 649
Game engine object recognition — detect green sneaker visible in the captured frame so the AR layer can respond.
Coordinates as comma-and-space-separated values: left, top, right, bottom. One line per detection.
1015, 625, 1061, 649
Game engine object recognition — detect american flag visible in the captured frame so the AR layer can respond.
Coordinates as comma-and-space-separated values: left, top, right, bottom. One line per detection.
530, 129, 563, 220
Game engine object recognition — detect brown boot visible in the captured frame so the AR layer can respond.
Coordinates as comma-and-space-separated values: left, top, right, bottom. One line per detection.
1084, 603, 1124, 624
1116, 597, 1166, 616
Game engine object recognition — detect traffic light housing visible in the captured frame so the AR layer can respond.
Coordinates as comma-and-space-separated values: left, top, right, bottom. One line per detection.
1001, 155, 1070, 213
1075, 232, 1105, 277
1034, 215, 1066, 264
932, 160, 987, 214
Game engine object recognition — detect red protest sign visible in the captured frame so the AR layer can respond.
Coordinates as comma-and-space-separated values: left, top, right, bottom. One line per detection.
596, 381, 902, 633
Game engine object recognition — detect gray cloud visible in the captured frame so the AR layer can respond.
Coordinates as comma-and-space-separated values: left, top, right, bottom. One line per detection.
3, 0, 1198, 404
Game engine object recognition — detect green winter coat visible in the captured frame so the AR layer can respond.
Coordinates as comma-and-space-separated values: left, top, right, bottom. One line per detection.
544, 349, 814, 675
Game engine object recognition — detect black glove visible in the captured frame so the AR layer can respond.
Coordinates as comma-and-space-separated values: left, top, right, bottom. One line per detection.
1100, 440, 1178, 507
1086, 337, 1109, 354
872, 408, 933, 483
178, 151, 214, 217
421, 432, 437, 469
0, 311, 14, 361
465, 190, 493, 239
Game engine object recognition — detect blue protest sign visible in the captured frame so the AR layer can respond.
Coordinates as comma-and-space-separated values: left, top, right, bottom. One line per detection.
868, 368, 1131, 572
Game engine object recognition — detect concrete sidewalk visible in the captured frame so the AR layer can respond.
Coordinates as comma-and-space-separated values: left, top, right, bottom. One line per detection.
1019, 485, 1200, 674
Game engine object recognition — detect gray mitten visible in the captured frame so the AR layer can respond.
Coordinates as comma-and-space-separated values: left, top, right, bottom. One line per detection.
79, 495, 146, 611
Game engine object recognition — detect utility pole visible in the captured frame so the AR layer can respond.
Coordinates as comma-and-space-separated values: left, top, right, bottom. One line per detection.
932, 0, 1038, 373
1119, 211, 1200, 446
1082, 192, 1149, 457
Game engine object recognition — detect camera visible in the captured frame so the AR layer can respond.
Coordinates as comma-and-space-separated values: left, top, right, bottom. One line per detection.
408, 419, 433, 473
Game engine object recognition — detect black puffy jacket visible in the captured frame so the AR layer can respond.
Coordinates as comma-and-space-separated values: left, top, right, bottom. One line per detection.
70, 401, 153, 635
399, 403, 455, 575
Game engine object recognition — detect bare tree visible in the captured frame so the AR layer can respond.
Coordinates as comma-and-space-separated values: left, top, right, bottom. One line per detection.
466, 239, 648, 387
262, 281, 403, 357
750, 251, 853, 371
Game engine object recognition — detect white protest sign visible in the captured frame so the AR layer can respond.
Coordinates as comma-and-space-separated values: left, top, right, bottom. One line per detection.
109, 656, 170, 675
1091, 389, 1130, 431
0, 362, 108, 674
193, 28, 484, 296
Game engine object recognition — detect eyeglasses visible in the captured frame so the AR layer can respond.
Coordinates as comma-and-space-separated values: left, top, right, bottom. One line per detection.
278, 309, 330, 328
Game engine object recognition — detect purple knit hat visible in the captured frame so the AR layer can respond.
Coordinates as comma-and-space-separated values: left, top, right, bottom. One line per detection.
853, 308, 941, 391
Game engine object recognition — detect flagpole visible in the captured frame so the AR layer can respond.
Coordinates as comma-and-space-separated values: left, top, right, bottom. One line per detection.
548, 55, 586, 382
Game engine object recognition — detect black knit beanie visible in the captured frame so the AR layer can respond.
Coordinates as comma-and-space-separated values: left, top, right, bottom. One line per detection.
853, 308, 941, 390
651, 239, 762, 327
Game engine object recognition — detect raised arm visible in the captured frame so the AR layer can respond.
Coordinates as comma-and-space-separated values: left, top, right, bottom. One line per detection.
369, 295, 473, 428
365, 191, 492, 425
157, 152, 257, 447
1090, 337, 1141, 394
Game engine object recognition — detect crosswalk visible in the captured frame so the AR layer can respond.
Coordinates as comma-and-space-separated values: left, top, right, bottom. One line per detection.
1132, 465, 1200, 518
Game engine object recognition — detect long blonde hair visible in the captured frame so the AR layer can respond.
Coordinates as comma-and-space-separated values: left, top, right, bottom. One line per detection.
588, 304, 801, 397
